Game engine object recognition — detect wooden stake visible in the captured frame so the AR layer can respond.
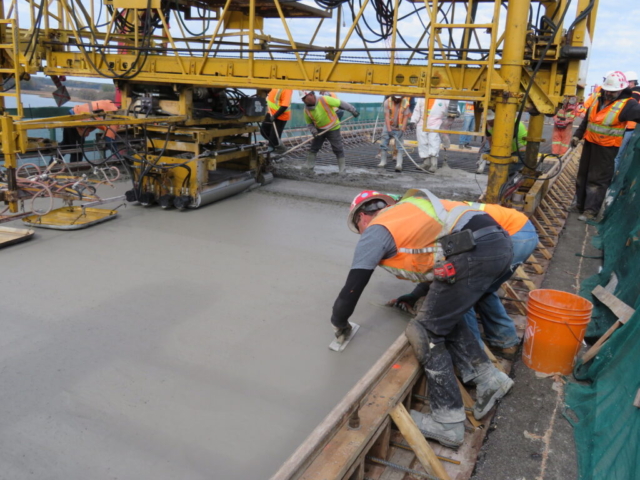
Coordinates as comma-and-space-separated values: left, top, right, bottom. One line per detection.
389, 403, 451, 480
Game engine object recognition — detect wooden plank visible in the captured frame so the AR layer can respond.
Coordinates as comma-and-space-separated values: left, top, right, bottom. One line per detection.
299, 347, 421, 480
514, 266, 537, 291
535, 239, 553, 260
592, 285, 635, 323
483, 342, 505, 373
526, 254, 545, 274
456, 378, 482, 428
272, 334, 412, 480
581, 286, 636, 364
389, 403, 451, 480
502, 283, 527, 315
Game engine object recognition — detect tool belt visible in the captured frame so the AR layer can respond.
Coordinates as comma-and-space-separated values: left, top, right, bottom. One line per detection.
438, 225, 504, 257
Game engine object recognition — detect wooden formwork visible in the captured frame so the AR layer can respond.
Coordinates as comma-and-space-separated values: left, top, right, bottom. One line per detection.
271, 147, 582, 480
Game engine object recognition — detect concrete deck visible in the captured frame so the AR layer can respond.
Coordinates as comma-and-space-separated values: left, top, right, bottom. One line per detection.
0, 181, 412, 480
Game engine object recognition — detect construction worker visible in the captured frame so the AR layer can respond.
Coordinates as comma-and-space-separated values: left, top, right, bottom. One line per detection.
612, 71, 640, 172
551, 102, 577, 155
318, 91, 345, 119
62, 100, 119, 162
378, 96, 411, 172
332, 188, 514, 448
264, 88, 293, 152
458, 102, 475, 149
571, 71, 640, 221
388, 197, 538, 359
410, 97, 449, 173
438, 101, 461, 150
300, 90, 359, 174
485, 110, 528, 176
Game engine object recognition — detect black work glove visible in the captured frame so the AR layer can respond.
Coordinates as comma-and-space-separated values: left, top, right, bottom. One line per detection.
264, 113, 273, 123
386, 293, 419, 315
570, 136, 580, 148
353, 110, 360, 118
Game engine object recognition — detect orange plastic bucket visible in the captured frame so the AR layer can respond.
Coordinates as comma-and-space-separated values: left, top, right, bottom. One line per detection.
522, 289, 593, 375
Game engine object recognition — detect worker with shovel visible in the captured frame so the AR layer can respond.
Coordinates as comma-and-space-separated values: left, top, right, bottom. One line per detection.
300, 90, 359, 174
330, 189, 514, 448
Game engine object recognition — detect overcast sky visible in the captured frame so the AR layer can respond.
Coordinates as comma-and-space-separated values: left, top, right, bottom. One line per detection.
38, 0, 637, 103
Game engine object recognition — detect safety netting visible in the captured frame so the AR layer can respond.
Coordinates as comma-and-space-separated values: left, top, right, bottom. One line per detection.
565, 126, 640, 480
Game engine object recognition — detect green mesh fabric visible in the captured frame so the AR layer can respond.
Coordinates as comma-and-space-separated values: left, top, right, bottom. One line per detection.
578, 127, 640, 338
566, 127, 640, 480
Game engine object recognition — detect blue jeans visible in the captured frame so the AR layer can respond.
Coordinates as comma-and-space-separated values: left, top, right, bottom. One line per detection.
458, 114, 475, 145
613, 130, 634, 173
463, 220, 539, 348
380, 129, 404, 151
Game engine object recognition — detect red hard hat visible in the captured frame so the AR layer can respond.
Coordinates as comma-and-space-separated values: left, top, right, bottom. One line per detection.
347, 190, 397, 234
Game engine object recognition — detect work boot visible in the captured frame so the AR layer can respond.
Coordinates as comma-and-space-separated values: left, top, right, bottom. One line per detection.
377, 151, 387, 168
489, 344, 519, 361
337, 156, 346, 174
409, 410, 464, 449
428, 156, 438, 173
464, 143, 473, 149
472, 367, 514, 420
578, 210, 596, 222
304, 152, 317, 172
420, 157, 430, 169
394, 152, 403, 172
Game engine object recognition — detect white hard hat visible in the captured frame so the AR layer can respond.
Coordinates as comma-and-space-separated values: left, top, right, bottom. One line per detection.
601, 71, 629, 91
299, 90, 313, 99
625, 71, 638, 82
486, 110, 495, 120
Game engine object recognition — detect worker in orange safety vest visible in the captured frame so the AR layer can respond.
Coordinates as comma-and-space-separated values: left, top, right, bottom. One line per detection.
62, 100, 119, 162
263, 88, 293, 152
570, 71, 640, 220
378, 96, 411, 172
387, 193, 538, 360
331, 188, 514, 448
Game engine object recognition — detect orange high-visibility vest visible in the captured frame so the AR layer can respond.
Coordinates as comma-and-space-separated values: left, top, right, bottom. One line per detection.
441, 200, 528, 237
370, 194, 480, 282
584, 98, 630, 147
72, 100, 118, 115
266, 89, 292, 121
583, 86, 602, 110
465, 102, 474, 114
72, 100, 119, 138
388, 97, 411, 126
426, 98, 436, 115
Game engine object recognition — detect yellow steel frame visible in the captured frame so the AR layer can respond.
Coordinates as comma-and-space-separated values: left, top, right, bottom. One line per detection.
0, 0, 600, 204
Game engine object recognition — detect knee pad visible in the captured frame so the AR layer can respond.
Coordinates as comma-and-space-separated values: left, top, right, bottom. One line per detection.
405, 319, 433, 364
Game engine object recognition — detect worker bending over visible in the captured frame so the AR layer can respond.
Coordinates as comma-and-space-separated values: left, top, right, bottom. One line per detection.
571, 71, 640, 221
389, 198, 538, 359
263, 88, 293, 153
331, 189, 514, 448
410, 97, 449, 173
378, 96, 411, 172
61, 100, 119, 162
300, 90, 359, 174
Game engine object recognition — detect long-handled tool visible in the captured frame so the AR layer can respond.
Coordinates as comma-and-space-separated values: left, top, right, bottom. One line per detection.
328, 322, 360, 352
273, 114, 355, 159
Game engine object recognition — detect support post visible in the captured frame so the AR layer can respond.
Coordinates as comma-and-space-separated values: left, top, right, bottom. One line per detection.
486, 0, 531, 203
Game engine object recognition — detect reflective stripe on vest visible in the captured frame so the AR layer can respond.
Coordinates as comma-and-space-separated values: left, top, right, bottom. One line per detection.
371, 193, 479, 283
584, 98, 630, 147
304, 96, 339, 130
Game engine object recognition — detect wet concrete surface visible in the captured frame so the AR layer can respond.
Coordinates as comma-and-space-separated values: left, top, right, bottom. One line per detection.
0, 181, 413, 480
470, 213, 601, 480
272, 121, 556, 201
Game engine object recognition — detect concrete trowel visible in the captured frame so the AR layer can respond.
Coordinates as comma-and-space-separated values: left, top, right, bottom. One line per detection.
328, 322, 360, 352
